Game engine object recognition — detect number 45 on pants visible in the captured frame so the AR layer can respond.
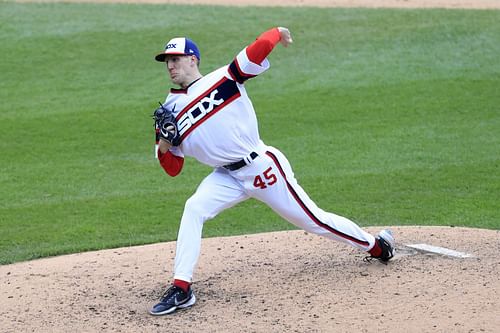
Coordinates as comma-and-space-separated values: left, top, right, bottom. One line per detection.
253, 167, 277, 189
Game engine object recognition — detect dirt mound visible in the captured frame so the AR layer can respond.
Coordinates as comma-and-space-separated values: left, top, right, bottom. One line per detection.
1, 226, 499, 332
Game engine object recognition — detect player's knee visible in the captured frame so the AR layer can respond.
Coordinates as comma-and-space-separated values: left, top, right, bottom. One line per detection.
183, 196, 212, 220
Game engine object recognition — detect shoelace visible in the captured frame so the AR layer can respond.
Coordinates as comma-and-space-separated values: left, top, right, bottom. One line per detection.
160, 286, 182, 303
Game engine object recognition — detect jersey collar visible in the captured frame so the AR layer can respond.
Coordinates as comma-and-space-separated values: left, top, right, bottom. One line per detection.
170, 77, 203, 94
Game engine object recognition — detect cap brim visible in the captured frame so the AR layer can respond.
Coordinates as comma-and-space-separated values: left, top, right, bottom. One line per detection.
155, 52, 190, 62
155, 53, 167, 62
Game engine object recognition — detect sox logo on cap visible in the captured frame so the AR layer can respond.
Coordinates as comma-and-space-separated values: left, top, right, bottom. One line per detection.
155, 37, 200, 62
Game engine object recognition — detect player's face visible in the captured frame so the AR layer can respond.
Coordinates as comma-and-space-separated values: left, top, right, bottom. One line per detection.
165, 55, 196, 88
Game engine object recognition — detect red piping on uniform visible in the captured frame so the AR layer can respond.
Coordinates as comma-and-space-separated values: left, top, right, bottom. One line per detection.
265, 151, 370, 247
175, 77, 227, 121
229, 58, 256, 82
179, 91, 240, 140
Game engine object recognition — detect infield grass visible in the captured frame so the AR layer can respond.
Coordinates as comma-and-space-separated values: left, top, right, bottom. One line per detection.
1, 2, 499, 264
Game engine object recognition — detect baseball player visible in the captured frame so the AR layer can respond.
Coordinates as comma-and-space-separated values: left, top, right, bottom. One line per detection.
149, 27, 395, 316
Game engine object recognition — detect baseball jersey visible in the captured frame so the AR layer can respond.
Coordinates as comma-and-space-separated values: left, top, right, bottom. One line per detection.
158, 28, 282, 174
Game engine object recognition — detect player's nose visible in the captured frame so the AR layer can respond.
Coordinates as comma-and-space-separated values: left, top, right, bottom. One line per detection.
165, 61, 174, 70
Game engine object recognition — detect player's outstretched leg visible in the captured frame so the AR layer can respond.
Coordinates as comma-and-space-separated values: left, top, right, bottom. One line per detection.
244, 146, 396, 262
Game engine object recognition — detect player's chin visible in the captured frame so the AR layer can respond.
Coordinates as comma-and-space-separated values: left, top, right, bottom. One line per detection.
170, 76, 181, 85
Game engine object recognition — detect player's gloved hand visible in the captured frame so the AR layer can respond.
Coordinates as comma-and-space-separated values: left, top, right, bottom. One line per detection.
278, 27, 293, 47
159, 120, 180, 146
153, 103, 180, 146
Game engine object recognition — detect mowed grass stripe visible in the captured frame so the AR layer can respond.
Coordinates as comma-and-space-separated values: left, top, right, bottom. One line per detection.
0, 3, 499, 264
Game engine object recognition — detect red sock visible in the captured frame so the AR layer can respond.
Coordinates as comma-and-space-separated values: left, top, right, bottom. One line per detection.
368, 240, 382, 257
173, 279, 190, 292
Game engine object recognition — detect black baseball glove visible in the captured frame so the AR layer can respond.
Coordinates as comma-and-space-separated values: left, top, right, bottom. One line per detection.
153, 103, 180, 146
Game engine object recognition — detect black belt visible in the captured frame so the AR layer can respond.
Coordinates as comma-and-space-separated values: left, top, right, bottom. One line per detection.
223, 152, 258, 171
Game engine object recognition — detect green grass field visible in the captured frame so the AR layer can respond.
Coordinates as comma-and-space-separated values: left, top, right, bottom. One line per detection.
1, 2, 499, 265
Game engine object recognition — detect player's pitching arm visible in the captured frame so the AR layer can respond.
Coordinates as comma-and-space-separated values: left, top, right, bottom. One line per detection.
241, 27, 293, 68
226, 26, 293, 87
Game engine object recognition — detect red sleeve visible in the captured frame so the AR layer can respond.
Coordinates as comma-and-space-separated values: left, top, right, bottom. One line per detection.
246, 27, 281, 64
158, 150, 184, 177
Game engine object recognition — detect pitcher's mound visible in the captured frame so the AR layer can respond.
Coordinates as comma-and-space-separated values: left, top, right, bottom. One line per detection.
1, 226, 499, 332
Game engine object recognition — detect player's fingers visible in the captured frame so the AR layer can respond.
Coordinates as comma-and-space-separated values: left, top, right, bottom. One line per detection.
278, 27, 293, 47
161, 123, 176, 132
283, 36, 293, 46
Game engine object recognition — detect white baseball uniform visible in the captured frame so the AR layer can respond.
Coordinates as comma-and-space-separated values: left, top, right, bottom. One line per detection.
158, 28, 377, 283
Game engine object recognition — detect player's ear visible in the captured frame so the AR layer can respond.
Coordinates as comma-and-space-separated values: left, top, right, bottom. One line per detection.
190, 55, 199, 67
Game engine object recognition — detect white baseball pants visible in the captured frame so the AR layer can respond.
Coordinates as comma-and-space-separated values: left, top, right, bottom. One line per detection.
173, 144, 376, 283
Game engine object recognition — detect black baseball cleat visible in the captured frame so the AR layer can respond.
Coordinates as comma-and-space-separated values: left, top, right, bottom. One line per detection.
149, 285, 196, 316
365, 229, 395, 264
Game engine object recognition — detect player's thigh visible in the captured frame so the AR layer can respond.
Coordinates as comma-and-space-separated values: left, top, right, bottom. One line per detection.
186, 168, 249, 219
244, 148, 313, 222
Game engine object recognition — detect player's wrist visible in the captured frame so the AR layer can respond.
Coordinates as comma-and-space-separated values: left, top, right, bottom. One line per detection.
159, 139, 172, 153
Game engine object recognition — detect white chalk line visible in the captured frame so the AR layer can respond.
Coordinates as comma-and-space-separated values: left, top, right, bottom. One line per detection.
405, 243, 474, 258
